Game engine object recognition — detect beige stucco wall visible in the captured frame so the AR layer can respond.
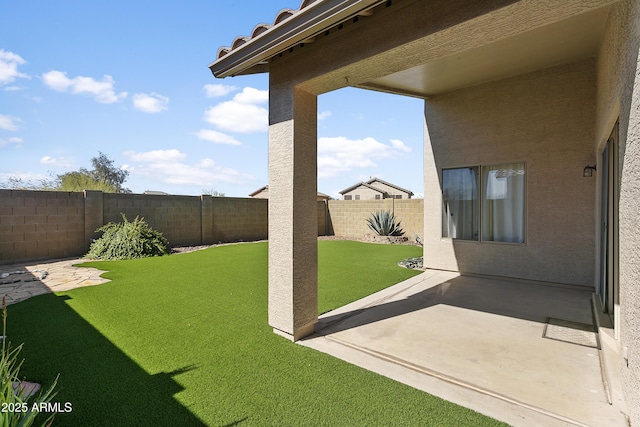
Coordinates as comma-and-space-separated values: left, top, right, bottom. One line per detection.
597, 1, 640, 423
343, 183, 412, 200
423, 59, 597, 286
267, 86, 319, 340
343, 185, 384, 200
369, 181, 412, 199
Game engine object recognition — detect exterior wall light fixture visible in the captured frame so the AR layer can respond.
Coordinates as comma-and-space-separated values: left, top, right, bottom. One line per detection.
583, 165, 597, 177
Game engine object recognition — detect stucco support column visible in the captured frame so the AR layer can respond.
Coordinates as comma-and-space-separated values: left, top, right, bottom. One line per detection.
268, 86, 318, 341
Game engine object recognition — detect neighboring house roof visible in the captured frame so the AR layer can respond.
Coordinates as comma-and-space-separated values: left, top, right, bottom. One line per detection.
248, 185, 269, 197
209, 0, 384, 78
366, 177, 414, 196
339, 178, 413, 196
249, 185, 332, 200
339, 181, 386, 195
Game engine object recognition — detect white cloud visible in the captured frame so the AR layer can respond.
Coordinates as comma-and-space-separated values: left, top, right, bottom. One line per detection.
204, 101, 267, 133
0, 114, 20, 131
318, 111, 332, 120
42, 70, 72, 91
0, 50, 29, 86
42, 70, 128, 104
133, 92, 169, 113
202, 86, 268, 134
356, 173, 375, 182
40, 156, 71, 167
0, 171, 48, 184
39, 156, 56, 164
317, 136, 411, 178
204, 84, 236, 98
390, 139, 412, 153
194, 129, 241, 146
124, 149, 252, 187
0, 137, 23, 147
123, 149, 186, 163
232, 87, 268, 104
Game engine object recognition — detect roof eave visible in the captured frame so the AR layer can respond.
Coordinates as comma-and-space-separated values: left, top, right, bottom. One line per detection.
209, 0, 386, 78
367, 177, 413, 195
339, 181, 385, 194
248, 185, 269, 197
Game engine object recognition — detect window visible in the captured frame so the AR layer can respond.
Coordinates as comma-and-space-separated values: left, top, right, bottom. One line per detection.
394, 195, 402, 199
355, 195, 360, 200
344, 195, 352, 200
481, 163, 525, 243
375, 194, 381, 200
442, 163, 525, 243
442, 167, 479, 240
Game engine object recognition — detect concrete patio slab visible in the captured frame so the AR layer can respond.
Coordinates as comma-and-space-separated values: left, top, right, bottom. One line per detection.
300, 270, 629, 427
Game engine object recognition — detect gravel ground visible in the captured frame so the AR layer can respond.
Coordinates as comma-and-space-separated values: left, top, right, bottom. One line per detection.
318, 235, 421, 246
170, 240, 267, 254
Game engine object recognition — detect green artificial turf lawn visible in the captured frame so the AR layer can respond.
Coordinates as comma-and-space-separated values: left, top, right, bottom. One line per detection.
6, 241, 505, 426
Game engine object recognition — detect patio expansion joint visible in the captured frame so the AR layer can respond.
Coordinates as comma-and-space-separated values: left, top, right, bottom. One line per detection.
321, 333, 594, 427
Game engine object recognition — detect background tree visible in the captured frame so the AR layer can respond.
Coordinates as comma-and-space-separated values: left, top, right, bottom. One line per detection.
89, 152, 130, 192
0, 176, 55, 191
55, 152, 130, 193
56, 171, 119, 192
1, 152, 130, 193
202, 188, 225, 197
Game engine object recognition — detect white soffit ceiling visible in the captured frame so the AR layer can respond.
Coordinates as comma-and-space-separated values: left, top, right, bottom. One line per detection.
362, 6, 611, 97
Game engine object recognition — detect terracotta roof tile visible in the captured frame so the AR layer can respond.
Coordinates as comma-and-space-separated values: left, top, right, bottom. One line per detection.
215, 0, 322, 62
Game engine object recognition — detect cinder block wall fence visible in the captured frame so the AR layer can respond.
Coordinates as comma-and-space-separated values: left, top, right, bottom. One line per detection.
0, 190, 87, 263
327, 199, 424, 240
0, 189, 423, 263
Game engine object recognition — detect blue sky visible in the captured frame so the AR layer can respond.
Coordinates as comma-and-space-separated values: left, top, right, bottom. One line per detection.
0, 1, 423, 199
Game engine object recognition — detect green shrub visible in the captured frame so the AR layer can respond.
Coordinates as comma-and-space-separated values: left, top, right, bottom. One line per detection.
85, 214, 169, 260
366, 210, 404, 236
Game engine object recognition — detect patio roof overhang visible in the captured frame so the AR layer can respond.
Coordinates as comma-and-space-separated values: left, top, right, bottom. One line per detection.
210, 0, 615, 98
209, 0, 386, 78
361, 5, 612, 97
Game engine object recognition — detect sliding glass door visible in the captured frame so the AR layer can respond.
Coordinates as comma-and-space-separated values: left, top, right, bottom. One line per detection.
599, 123, 619, 331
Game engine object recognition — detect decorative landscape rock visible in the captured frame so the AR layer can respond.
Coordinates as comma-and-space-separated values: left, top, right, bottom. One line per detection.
398, 257, 424, 270
0, 259, 109, 305
0, 270, 48, 285
363, 234, 409, 244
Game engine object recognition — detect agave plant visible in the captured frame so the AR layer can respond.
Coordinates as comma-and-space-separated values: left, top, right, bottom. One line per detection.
366, 210, 404, 236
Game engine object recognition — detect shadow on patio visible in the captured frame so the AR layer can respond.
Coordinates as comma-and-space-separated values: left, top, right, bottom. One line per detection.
301, 270, 628, 426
